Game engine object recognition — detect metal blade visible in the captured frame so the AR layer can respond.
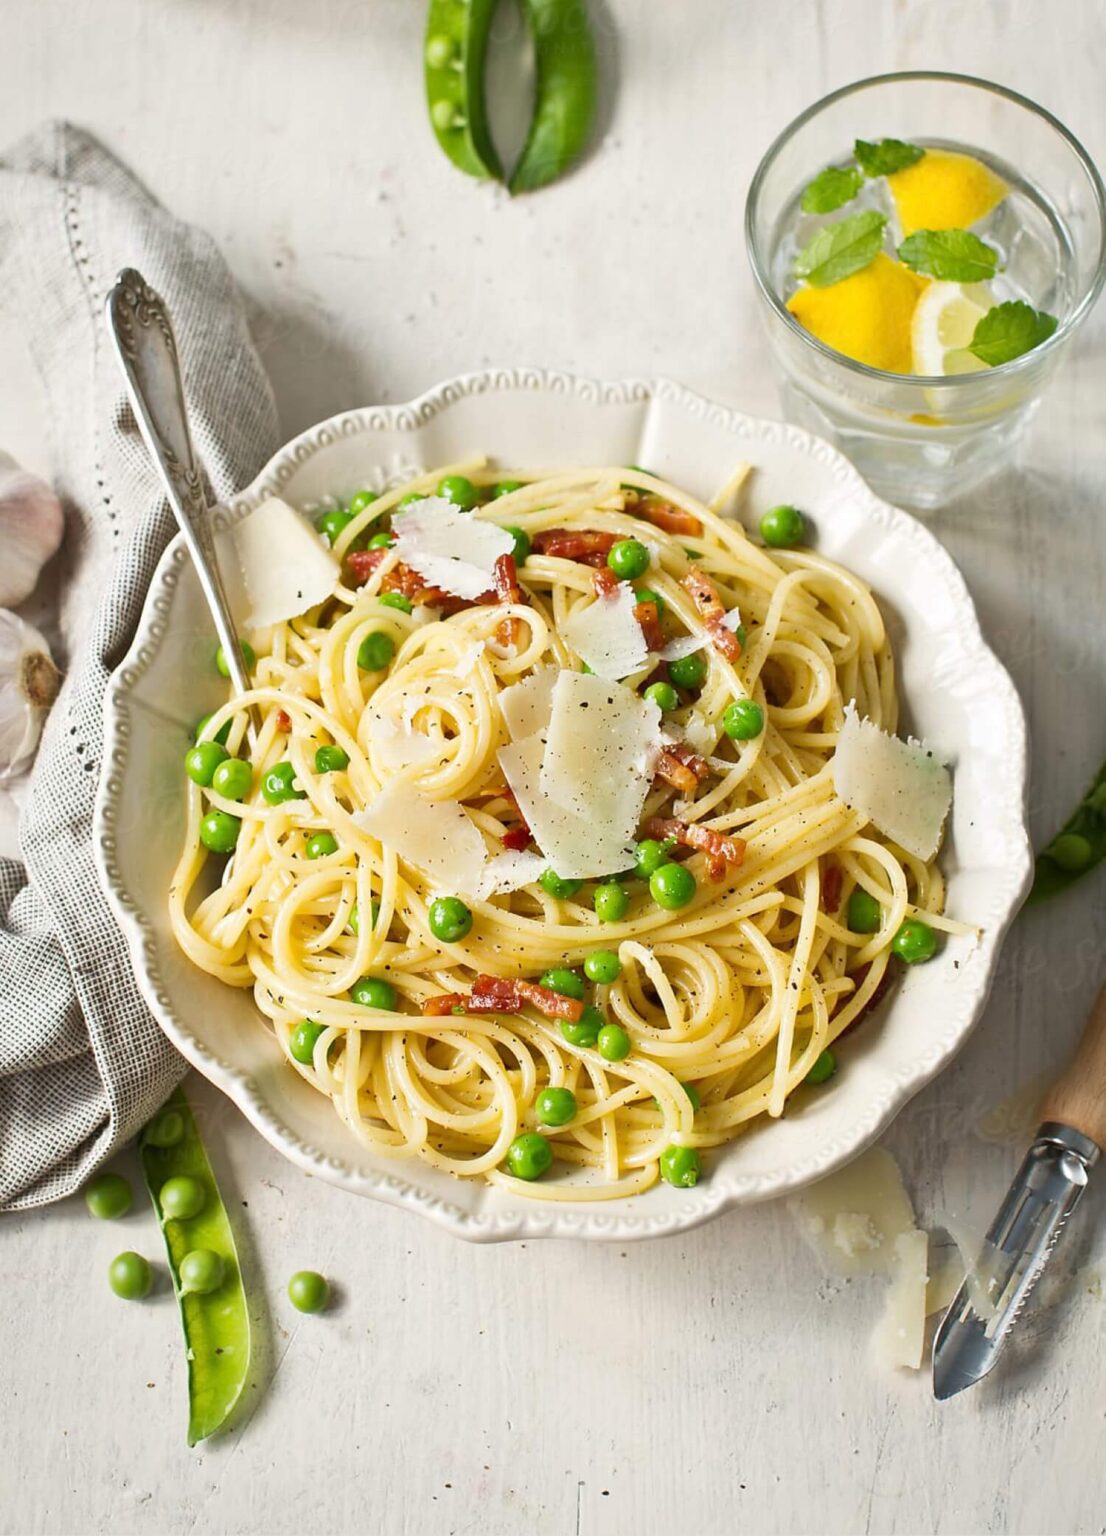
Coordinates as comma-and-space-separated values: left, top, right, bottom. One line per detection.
933, 1122, 1099, 1400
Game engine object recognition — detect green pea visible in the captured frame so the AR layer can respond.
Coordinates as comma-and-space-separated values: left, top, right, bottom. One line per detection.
683, 548, 703, 560
584, 949, 621, 984
159, 1175, 206, 1221
428, 896, 473, 943
287, 1270, 330, 1314
539, 967, 586, 1001
607, 538, 651, 580
424, 32, 455, 69
357, 631, 395, 671
1088, 783, 1106, 819
178, 1248, 226, 1297
350, 975, 397, 1010
211, 758, 252, 801
760, 504, 806, 549
504, 1132, 553, 1181
892, 918, 938, 965
261, 761, 306, 805
430, 99, 462, 132
634, 586, 666, 618
367, 531, 395, 549
846, 889, 882, 934
535, 1086, 577, 1127
348, 899, 380, 936
652, 1082, 701, 1114
634, 839, 674, 879
437, 474, 479, 510
594, 881, 629, 923
305, 831, 338, 860
1050, 833, 1093, 872
144, 1110, 184, 1148
668, 651, 707, 690
493, 480, 524, 499
108, 1251, 152, 1301
722, 700, 764, 740
650, 862, 696, 910
378, 591, 413, 614
805, 1049, 837, 1086
194, 714, 232, 746
539, 869, 582, 900
504, 526, 531, 565
561, 1005, 603, 1048
84, 1171, 133, 1221
315, 745, 349, 773
659, 1145, 701, 1188
185, 740, 229, 787
289, 1019, 326, 1065
317, 507, 353, 547
214, 639, 256, 678
348, 489, 377, 515
734, 624, 748, 649
597, 1023, 631, 1062
644, 681, 679, 712
200, 810, 241, 854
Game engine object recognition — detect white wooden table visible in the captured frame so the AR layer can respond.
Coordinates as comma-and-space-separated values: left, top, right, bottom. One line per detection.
3, 4, 1106, 1533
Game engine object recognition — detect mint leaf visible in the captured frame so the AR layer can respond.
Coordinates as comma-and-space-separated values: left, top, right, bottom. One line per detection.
854, 138, 925, 177
898, 228, 1000, 282
968, 301, 1059, 366
800, 164, 863, 215
792, 210, 887, 288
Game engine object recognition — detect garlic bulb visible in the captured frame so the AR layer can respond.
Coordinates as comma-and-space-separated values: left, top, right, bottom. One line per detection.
0, 610, 61, 783
0, 450, 65, 607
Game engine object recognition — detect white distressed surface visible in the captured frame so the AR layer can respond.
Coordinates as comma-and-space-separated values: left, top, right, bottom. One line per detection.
3, 3, 1106, 1533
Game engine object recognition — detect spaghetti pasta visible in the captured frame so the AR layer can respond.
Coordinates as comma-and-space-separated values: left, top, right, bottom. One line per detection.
170, 462, 953, 1199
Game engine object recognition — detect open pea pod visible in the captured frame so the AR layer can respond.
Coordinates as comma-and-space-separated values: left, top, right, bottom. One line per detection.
1029, 753, 1106, 902
139, 1088, 252, 1446
510, 0, 598, 194
424, 0, 503, 181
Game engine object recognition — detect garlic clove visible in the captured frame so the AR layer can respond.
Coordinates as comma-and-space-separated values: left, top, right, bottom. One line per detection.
0, 609, 62, 784
0, 451, 65, 608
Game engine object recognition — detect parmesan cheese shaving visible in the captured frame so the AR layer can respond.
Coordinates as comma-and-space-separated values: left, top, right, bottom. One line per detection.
365, 711, 440, 771
497, 732, 638, 881
872, 1230, 930, 1371
832, 703, 952, 860
560, 582, 651, 681
499, 668, 557, 742
539, 672, 662, 835
391, 496, 514, 601
474, 849, 546, 898
353, 780, 487, 897
225, 496, 340, 629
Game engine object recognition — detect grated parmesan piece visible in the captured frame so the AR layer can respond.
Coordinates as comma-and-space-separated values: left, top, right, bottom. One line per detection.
365, 711, 440, 772
832, 703, 952, 860
497, 732, 639, 881
474, 849, 546, 899
226, 496, 340, 629
499, 668, 558, 742
391, 496, 514, 601
539, 672, 662, 835
352, 779, 487, 897
561, 582, 651, 681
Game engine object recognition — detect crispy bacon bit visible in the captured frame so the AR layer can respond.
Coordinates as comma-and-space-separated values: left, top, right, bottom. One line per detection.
464, 974, 586, 1022
501, 824, 533, 852
346, 547, 387, 585
493, 552, 525, 649
643, 816, 746, 883
653, 748, 701, 796
592, 565, 620, 600
821, 862, 843, 913
681, 569, 742, 663
275, 709, 292, 734
634, 599, 665, 652
533, 529, 619, 566
423, 993, 466, 1017
635, 493, 703, 537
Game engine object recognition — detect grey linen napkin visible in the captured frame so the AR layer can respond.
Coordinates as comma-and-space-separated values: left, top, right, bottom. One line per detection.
0, 122, 279, 1209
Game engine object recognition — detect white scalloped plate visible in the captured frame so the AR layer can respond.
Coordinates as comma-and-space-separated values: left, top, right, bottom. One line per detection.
94, 371, 1030, 1242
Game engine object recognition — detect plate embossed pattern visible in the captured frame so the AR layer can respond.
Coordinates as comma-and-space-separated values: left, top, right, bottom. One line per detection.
94, 371, 1030, 1242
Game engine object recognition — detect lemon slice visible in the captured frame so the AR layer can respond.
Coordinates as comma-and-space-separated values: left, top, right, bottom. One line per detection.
888, 150, 1007, 237
787, 253, 928, 374
911, 282, 992, 376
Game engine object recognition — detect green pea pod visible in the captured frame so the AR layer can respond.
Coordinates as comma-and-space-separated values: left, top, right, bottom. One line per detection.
510, 0, 598, 194
424, 0, 502, 181
139, 1089, 252, 1446
1029, 754, 1106, 902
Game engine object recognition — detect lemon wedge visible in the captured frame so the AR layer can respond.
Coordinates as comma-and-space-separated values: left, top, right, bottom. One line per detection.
910, 282, 992, 376
888, 150, 1007, 237
787, 252, 928, 374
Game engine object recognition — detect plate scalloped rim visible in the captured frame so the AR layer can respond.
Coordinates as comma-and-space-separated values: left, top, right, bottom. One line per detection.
94, 369, 1031, 1243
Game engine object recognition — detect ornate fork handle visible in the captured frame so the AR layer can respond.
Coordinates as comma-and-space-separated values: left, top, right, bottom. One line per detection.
106, 268, 253, 701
